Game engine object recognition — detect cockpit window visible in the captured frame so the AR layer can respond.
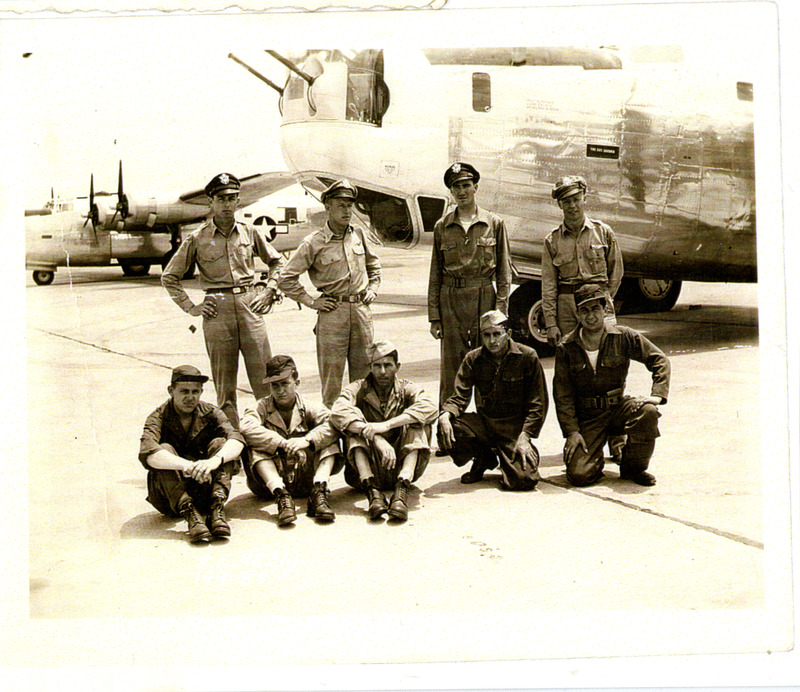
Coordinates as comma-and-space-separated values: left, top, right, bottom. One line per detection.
345, 50, 389, 126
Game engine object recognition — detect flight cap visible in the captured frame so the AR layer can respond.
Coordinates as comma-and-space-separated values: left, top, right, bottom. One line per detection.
263, 355, 299, 384
205, 172, 241, 198
366, 339, 398, 363
444, 162, 480, 188
552, 175, 588, 201
479, 310, 509, 332
574, 284, 607, 309
321, 179, 357, 204
171, 364, 209, 385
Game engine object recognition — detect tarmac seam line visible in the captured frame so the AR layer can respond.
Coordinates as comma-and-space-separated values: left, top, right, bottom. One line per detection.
539, 477, 764, 550
32, 327, 255, 395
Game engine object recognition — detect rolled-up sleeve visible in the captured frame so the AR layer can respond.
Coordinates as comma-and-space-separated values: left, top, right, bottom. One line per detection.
401, 382, 438, 425
329, 383, 367, 433
304, 401, 340, 451
239, 403, 284, 454
138, 407, 166, 468
253, 229, 285, 290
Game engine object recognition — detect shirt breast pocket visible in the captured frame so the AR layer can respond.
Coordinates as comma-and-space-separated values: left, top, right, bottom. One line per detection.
440, 241, 460, 266
476, 235, 497, 269
553, 248, 578, 278
197, 244, 225, 263
499, 372, 524, 401
236, 242, 254, 263
319, 247, 345, 266
351, 241, 365, 256
587, 244, 607, 274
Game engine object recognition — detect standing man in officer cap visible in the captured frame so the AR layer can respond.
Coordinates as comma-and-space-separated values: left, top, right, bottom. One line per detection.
553, 284, 670, 487
162, 172, 285, 427
279, 179, 381, 407
541, 175, 623, 348
428, 162, 512, 409
437, 310, 548, 491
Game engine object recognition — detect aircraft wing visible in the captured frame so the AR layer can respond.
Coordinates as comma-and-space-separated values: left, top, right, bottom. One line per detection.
179, 171, 297, 207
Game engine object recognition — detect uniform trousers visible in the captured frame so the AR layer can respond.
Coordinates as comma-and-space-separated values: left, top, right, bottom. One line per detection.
315, 301, 373, 407
438, 283, 496, 406
565, 398, 660, 486
342, 424, 431, 491
145, 438, 239, 516
243, 442, 344, 500
203, 290, 271, 427
449, 413, 540, 491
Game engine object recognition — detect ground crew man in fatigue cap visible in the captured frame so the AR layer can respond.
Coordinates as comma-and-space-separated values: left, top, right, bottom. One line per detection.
437, 310, 548, 491
553, 284, 670, 487
330, 339, 437, 522
428, 162, 512, 409
162, 172, 285, 428
239, 355, 344, 526
138, 365, 244, 543
542, 175, 623, 347
278, 179, 381, 407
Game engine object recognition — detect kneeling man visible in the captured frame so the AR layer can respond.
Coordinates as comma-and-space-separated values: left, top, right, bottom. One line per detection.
139, 365, 244, 543
553, 284, 671, 487
239, 355, 343, 526
330, 340, 437, 521
438, 310, 549, 490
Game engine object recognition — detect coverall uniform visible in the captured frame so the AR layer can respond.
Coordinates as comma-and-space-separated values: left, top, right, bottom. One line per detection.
239, 393, 343, 499
442, 339, 549, 491
278, 223, 381, 407
541, 217, 623, 336
553, 324, 671, 486
162, 220, 285, 427
330, 374, 437, 491
428, 207, 512, 406
139, 399, 243, 516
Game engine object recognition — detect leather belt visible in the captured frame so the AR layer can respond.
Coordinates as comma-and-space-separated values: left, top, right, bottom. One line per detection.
441, 275, 493, 288
558, 282, 603, 295
205, 285, 252, 295
578, 388, 623, 410
323, 292, 365, 303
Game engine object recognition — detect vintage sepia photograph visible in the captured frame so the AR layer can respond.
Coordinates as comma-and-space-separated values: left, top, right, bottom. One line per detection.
2, 0, 796, 689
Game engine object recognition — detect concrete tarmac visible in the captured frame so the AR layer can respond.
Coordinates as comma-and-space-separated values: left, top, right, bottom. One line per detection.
22, 245, 772, 662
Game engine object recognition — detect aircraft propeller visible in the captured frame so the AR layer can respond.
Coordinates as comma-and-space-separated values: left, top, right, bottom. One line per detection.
110, 160, 130, 227
83, 173, 99, 235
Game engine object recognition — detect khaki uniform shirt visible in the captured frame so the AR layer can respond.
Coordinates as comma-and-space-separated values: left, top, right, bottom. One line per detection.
278, 222, 381, 308
541, 217, 623, 329
162, 219, 285, 313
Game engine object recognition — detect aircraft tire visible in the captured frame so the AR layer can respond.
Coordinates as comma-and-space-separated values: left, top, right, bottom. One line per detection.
32, 270, 55, 286
508, 281, 555, 358
617, 278, 682, 314
120, 261, 151, 277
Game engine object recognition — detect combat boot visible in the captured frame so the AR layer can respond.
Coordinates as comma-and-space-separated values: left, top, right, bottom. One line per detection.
273, 487, 297, 526
388, 478, 411, 521
361, 477, 388, 520
180, 501, 212, 543
307, 481, 335, 522
207, 498, 231, 538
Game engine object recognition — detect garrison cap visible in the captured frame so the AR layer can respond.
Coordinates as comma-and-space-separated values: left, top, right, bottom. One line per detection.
444, 162, 480, 188
366, 339, 398, 363
552, 175, 588, 201
205, 172, 241, 198
263, 355, 298, 384
170, 364, 209, 385
574, 283, 607, 309
479, 309, 509, 332
321, 179, 357, 204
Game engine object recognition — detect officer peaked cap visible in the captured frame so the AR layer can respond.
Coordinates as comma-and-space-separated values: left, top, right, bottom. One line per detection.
552, 175, 588, 201
444, 162, 480, 188
321, 179, 357, 203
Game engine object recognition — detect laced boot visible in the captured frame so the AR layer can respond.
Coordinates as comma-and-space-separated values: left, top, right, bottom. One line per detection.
361, 478, 388, 520
388, 478, 411, 521
273, 487, 297, 526
180, 501, 212, 543
207, 498, 231, 538
307, 481, 335, 522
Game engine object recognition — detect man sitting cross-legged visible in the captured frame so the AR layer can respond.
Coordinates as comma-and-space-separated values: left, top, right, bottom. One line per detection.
330, 339, 437, 522
239, 355, 344, 526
